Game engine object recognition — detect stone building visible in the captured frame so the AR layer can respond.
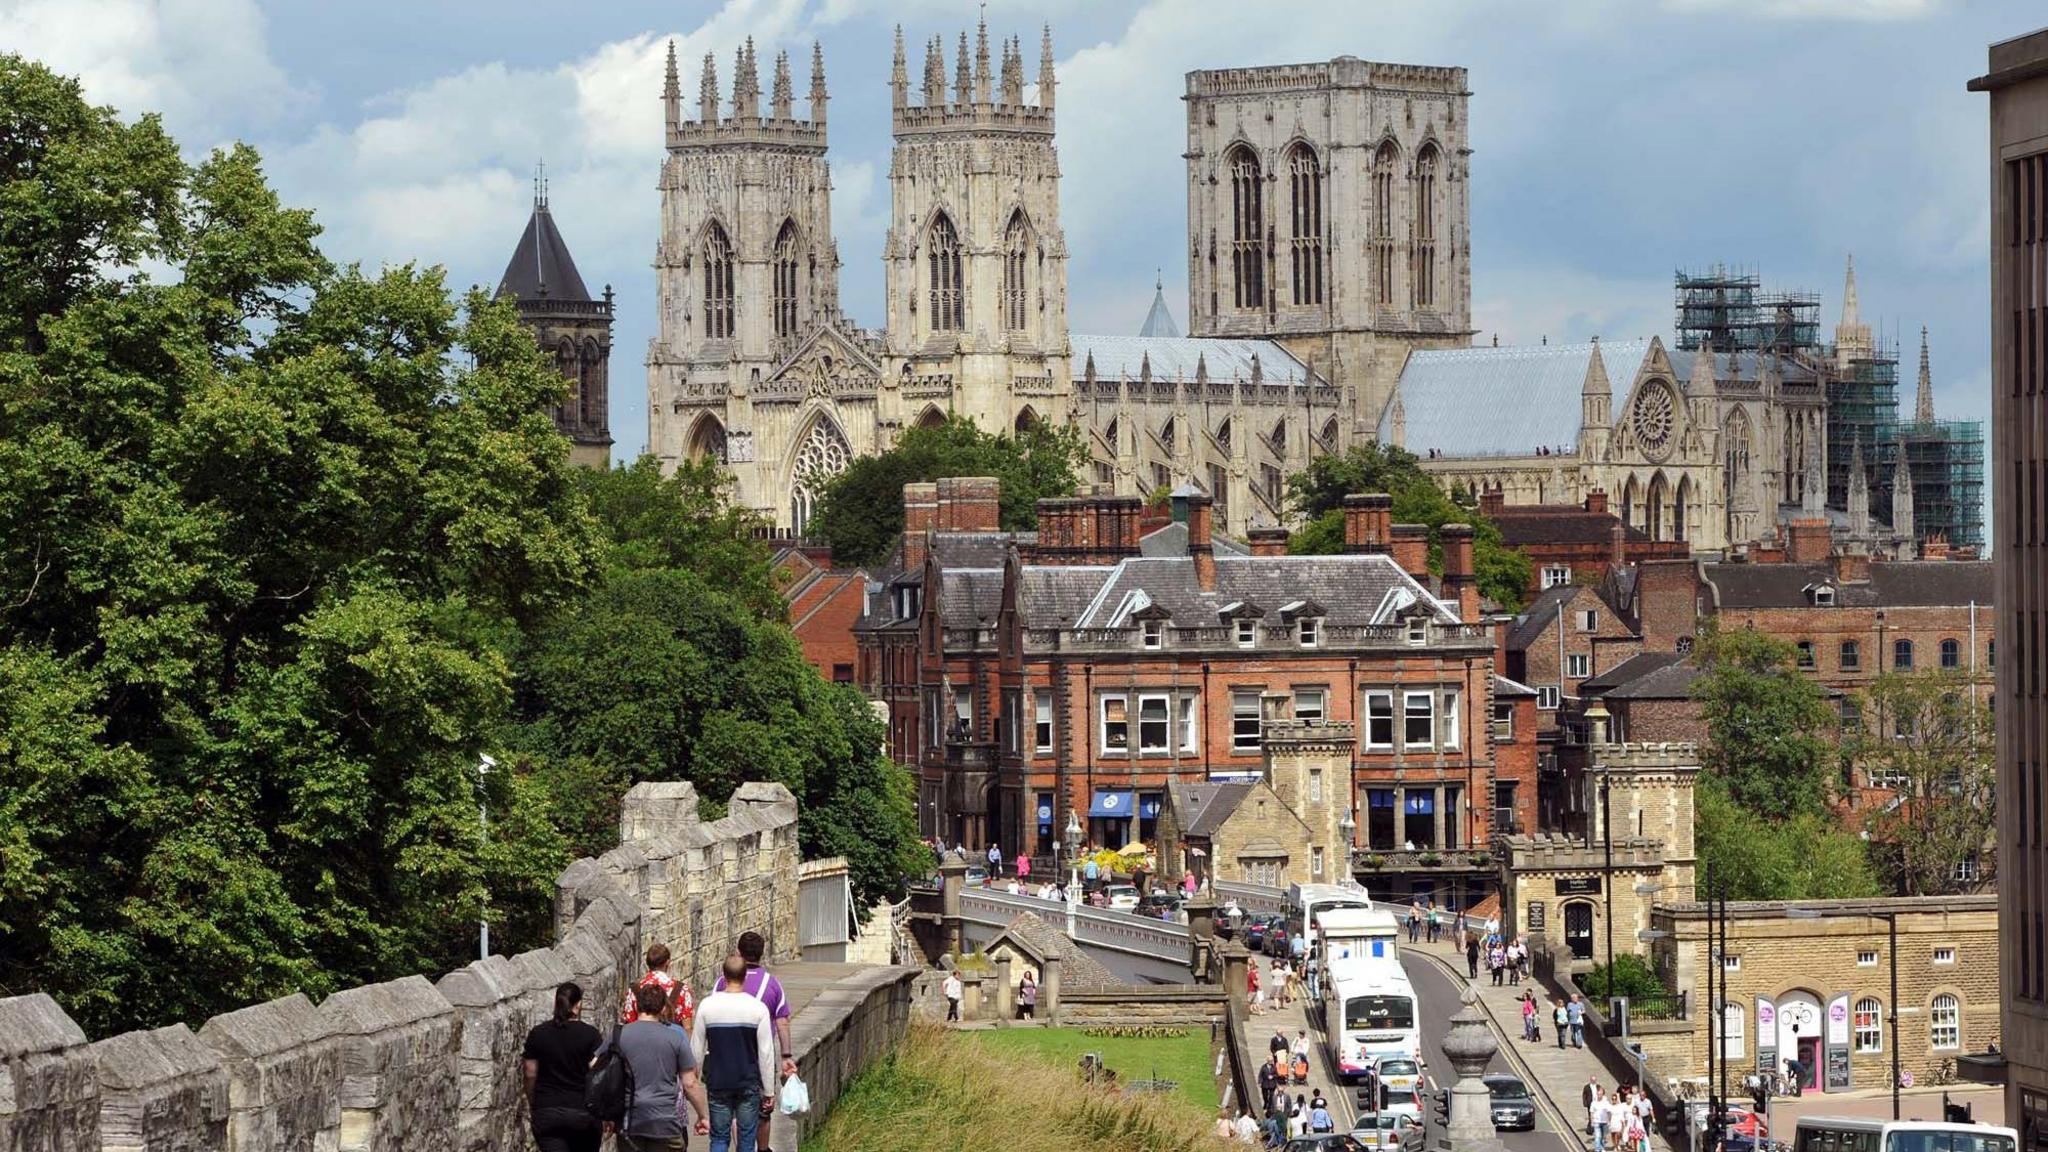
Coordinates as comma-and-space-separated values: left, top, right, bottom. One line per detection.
1639, 896, 2001, 1097
1183, 57, 1474, 438
496, 183, 614, 467
1158, 772, 1321, 890
1968, 23, 2048, 1129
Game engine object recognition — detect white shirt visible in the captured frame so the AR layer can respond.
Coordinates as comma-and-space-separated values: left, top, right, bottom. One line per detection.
943, 973, 962, 1001
1233, 1114, 1260, 1142
1592, 1101, 1610, 1130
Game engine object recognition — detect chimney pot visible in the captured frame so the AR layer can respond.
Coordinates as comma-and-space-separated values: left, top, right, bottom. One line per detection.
1248, 528, 1290, 557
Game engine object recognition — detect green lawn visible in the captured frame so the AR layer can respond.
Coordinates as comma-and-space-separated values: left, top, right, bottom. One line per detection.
964, 1027, 1220, 1118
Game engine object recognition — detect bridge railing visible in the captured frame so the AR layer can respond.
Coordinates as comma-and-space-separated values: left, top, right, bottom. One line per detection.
956, 888, 1191, 961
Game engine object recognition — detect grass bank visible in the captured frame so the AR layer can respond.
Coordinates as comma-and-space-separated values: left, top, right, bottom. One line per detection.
801, 1024, 1231, 1152
965, 1026, 1219, 1116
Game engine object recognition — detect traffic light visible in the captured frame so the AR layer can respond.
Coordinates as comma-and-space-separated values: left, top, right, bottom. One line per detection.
1434, 1089, 1451, 1125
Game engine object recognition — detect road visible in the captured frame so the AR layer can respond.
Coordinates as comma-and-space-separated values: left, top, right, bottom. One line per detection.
1400, 950, 1576, 1152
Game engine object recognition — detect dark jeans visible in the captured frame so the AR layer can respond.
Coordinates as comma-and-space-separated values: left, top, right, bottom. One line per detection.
532, 1107, 600, 1152
708, 1089, 763, 1152
618, 1136, 687, 1152
947, 997, 960, 1021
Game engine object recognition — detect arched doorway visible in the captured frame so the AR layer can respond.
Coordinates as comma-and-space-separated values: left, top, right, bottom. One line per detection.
916, 406, 947, 430
1563, 901, 1595, 960
1774, 990, 1824, 1092
1014, 407, 1038, 435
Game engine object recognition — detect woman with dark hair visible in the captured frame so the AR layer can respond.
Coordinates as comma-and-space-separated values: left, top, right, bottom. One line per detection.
522, 981, 602, 1152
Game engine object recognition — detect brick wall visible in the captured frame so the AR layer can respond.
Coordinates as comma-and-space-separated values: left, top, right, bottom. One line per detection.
1516, 586, 1641, 725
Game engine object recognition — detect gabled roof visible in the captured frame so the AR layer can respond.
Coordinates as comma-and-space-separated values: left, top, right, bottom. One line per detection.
497, 201, 591, 302
1140, 521, 1249, 558
1701, 561, 1993, 610
1047, 553, 1456, 630
1382, 339, 1652, 457
985, 912, 1122, 989
1168, 780, 1255, 838
1492, 507, 1652, 549
1578, 651, 1684, 696
1600, 659, 1703, 701
1491, 675, 1538, 699
1504, 585, 1583, 651
1071, 334, 1313, 386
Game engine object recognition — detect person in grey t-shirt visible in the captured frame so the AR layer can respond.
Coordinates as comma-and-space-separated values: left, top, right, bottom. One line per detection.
610, 984, 709, 1150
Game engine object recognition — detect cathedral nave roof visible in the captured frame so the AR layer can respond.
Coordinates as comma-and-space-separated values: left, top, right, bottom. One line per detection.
1384, 339, 1652, 458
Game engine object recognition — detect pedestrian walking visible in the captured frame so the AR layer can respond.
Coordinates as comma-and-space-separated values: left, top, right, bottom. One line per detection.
1466, 935, 1481, 979
1554, 999, 1571, 1050
1270, 1029, 1290, 1059
1607, 1088, 1631, 1152
624, 943, 694, 1028
1520, 991, 1539, 1042
1232, 1108, 1260, 1143
1590, 1087, 1610, 1152
1016, 853, 1030, 882
522, 982, 603, 1152
611, 984, 711, 1151
1292, 1031, 1311, 1083
1583, 1081, 1603, 1141
987, 842, 1003, 877
1310, 1098, 1335, 1134
1507, 939, 1523, 985
1248, 961, 1263, 1013
1632, 1087, 1654, 1152
1568, 995, 1586, 1048
694, 956, 778, 1152
1017, 969, 1039, 1019
942, 969, 962, 1022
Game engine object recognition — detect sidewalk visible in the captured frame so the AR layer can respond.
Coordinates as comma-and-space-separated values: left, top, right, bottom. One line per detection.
1409, 933, 1673, 1152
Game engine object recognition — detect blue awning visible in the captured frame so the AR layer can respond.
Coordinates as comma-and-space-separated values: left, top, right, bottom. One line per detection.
1089, 791, 1135, 818
1036, 800, 1054, 828
1368, 789, 1396, 809
1139, 794, 1163, 819
1405, 793, 1435, 814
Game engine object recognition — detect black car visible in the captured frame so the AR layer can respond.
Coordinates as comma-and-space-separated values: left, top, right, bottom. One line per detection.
1245, 917, 1270, 950
1482, 1075, 1537, 1131
1265, 916, 1298, 958
1135, 891, 1182, 918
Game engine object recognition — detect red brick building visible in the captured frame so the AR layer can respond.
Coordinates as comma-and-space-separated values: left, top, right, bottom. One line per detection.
1482, 488, 1688, 597
857, 482, 1536, 908
774, 546, 868, 684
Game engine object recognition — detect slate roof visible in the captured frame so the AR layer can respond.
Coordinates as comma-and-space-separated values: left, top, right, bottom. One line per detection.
1600, 660, 1703, 701
937, 568, 1006, 628
1578, 652, 1684, 696
1139, 521, 1250, 558
1493, 508, 1650, 549
1167, 780, 1255, 838
1053, 552, 1455, 630
1701, 561, 1993, 609
497, 202, 591, 302
1504, 586, 1583, 651
1665, 347, 1821, 389
1071, 334, 1312, 386
1491, 674, 1538, 699
987, 912, 1122, 989
1381, 339, 1651, 457
1139, 281, 1180, 338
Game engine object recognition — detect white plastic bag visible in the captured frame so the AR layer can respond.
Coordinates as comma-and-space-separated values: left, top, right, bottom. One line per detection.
779, 1073, 812, 1115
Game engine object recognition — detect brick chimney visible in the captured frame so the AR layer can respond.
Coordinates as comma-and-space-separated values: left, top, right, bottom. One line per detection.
1186, 493, 1216, 591
903, 481, 939, 570
1785, 518, 1833, 565
1343, 493, 1393, 553
1922, 533, 1951, 562
936, 476, 1000, 532
1585, 489, 1609, 515
1248, 528, 1290, 557
1390, 523, 1431, 585
1479, 486, 1505, 518
1611, 518, 1626, 566
1441, 523, 1478, 619
1834, 550, 1872, 584
1092, 495, 1145, 561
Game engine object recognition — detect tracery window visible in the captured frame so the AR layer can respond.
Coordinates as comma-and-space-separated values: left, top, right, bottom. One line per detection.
1373, 141, 1399, 306
1287, 143, 1323, 307
1002, 211, 1031, 333
1228, 145, 1264, 310
1412, 145, 1439, 309
927, 213, 963, 332
703, 221, 735, 339
790, 418, 852, 534
772, 220, 800, 339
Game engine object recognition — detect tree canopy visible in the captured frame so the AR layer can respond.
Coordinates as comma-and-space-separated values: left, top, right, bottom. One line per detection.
1284, 443, 1532, 610
807, 415, 1088, 567
1850, 672, 1995, 896
0, 55, 924, 1033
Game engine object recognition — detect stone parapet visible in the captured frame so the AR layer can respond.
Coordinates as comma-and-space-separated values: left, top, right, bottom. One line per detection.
0, 993, 100, 1152
90, 1024, 227, 1152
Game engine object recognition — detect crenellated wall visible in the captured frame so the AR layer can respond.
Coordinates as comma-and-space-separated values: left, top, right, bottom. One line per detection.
0, 780, 821, 1152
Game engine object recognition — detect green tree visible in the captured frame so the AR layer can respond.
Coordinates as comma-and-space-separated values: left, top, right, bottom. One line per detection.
1690, 621, 1839, 820
1695, 774, 1879, 902
1283, 443, 1532, 610
1851, 672, 1996, 896
574, 456, 780, 619
808, 415, 1087, 567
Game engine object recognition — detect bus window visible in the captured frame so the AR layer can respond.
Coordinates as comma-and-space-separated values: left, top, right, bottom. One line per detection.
1345, 996, 1416, 1031
1890, 1133, 2016, 1152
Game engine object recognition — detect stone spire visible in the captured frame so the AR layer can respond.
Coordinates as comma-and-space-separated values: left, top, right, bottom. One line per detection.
733, 39, 760, 120
699, 51, 719, 122
1848, 434, 1870, 538
1836, 253, 1872, 370
662, 39, 681, 134
974, 13, 991, 104
891, 26, 908, 108
1892, 455, 1915, 545
954, 31, 972, 107
1039, 24, 1056, 109
1001, 36, 1023, 104
1581, 335, 1612, 427
1139, 273, 1179, 338
923, 35, 945, 106
810, 41, 828, 125
1389, 386, 1407, 448
1802, 425, 1826, 515
1842, 254, 1861, 328
771, 49, 793, 120
1915, 325, 1936, 424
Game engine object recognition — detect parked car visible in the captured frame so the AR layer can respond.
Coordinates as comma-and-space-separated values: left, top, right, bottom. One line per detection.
1135, 892, 1182, 918
1481, 1075, 1537, 1131
963, 865, 989, 888
1105, 883, 1141, 910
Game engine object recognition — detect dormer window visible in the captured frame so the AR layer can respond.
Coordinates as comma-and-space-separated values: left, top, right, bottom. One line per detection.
1141, 619, 1164, 649
1298, 617, 1321, 648
1810, 584, 1836, 607
1236, 618, 1257, 648
1405, 616, 1429, 645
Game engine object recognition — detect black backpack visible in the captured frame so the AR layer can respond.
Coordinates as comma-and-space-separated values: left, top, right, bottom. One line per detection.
586, 1026, 635, 1125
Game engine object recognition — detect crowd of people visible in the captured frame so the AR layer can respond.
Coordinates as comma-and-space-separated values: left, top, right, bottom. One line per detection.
1218, 1040, 1338, 1146
1586, 1080, 1657, 1152
519, 933, 799, 1152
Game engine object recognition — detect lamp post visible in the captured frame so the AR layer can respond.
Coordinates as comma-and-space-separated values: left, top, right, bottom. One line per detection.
1789, 906, 1901, 1119
1064, 809, 1083, 938
477, 753, 496, 961
1600, 772, 1614, 1003
1338, 808, 1356, 881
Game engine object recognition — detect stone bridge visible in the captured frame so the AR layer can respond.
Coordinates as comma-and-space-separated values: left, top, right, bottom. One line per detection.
0, 782, 917, 1152
944, 880, 1296, 985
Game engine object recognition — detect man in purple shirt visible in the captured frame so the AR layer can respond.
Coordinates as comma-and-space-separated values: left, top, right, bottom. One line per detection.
714, 931, 798, 1151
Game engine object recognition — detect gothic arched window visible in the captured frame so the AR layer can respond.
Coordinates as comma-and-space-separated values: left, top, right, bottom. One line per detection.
927, 212, 963, 332
1373, 140, 1399, 307
688, 414, 727, 464
579, 337, 603, 427
1412, 144, 1440, 310
1620, 475, 1639, 531
773, 219, 801, 339
1002, 210, 1032, 333
1674, 476, 1690, 542
1227, 145, 1264, 311
790, 417, 852, 534
703, 220, 735, 339
1160, 417, 1177, 456
1287, 143, 1323, 307
1646, 473, 1669, 541
1724, 408, 1753, 514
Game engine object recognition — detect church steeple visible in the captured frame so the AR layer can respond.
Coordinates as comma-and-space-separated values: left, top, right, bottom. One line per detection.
1039, 24, 1056, 109
1140, 272, 1179, 337
1000, 36, 1023, 105
891, 26, 908, 108
733, 38, 761, 121
1915, 325, 1936, 424
663, 39, 681, 135
699, 51, 719, 123
810, 41, 828, 125
1835, 253, 1872, 370
954, 30, 972, 107
1581, 335, 1612, 430
922, 35, 945, 106
1892, 456, 1915, 545
497, 173, 612, 467
973, 13, 992, 104
771, 49, 792, 120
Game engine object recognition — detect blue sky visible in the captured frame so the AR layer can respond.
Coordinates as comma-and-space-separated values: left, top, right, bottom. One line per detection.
5, 0, 2038, 462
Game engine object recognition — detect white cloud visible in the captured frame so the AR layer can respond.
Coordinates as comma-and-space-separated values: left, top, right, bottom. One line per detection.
1662, 0, 1938, 17
0, 0, 304, 142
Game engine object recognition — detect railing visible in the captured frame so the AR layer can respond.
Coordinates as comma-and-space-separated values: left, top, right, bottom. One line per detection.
1571, 973, 1690, 1021
956, 888, 1192, 963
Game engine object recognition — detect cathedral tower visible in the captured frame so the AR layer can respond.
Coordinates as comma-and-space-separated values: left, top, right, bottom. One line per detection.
649, 38, 868, 530
498, 171, 614, 468
882, 20, 1071, 436
1183, 56, 1473, 441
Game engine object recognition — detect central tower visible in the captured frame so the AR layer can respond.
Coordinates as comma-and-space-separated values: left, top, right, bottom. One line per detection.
883, 20, 1071, 434
1184, 57, 1473, 440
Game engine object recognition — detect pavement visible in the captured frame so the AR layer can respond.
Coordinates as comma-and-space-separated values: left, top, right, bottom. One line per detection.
1241, 957, 1362, 1134
1403, 949, 1577, 1152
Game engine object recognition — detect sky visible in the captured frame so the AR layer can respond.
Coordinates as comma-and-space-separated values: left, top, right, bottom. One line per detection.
4, 0, 2039, 464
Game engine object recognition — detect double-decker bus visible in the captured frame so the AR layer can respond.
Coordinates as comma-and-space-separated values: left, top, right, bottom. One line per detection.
1792, 1118, 2017, 1152
1322, 963, 1419, 1081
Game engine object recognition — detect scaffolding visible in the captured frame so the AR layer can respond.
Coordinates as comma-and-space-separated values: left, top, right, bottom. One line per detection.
1674, 266, 1822, 355
1889, 419, 1987, 550
1826, 343, 1901, 513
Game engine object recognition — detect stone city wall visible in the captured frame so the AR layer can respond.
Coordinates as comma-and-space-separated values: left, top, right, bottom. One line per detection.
0, 780, 806, 1152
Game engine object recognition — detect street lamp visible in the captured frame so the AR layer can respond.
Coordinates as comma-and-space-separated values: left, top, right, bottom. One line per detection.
1064, 810, 1084, 937
1338, 808, 1357, 876
1789, 906, 1902, 1120
477, 753, 496, 961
